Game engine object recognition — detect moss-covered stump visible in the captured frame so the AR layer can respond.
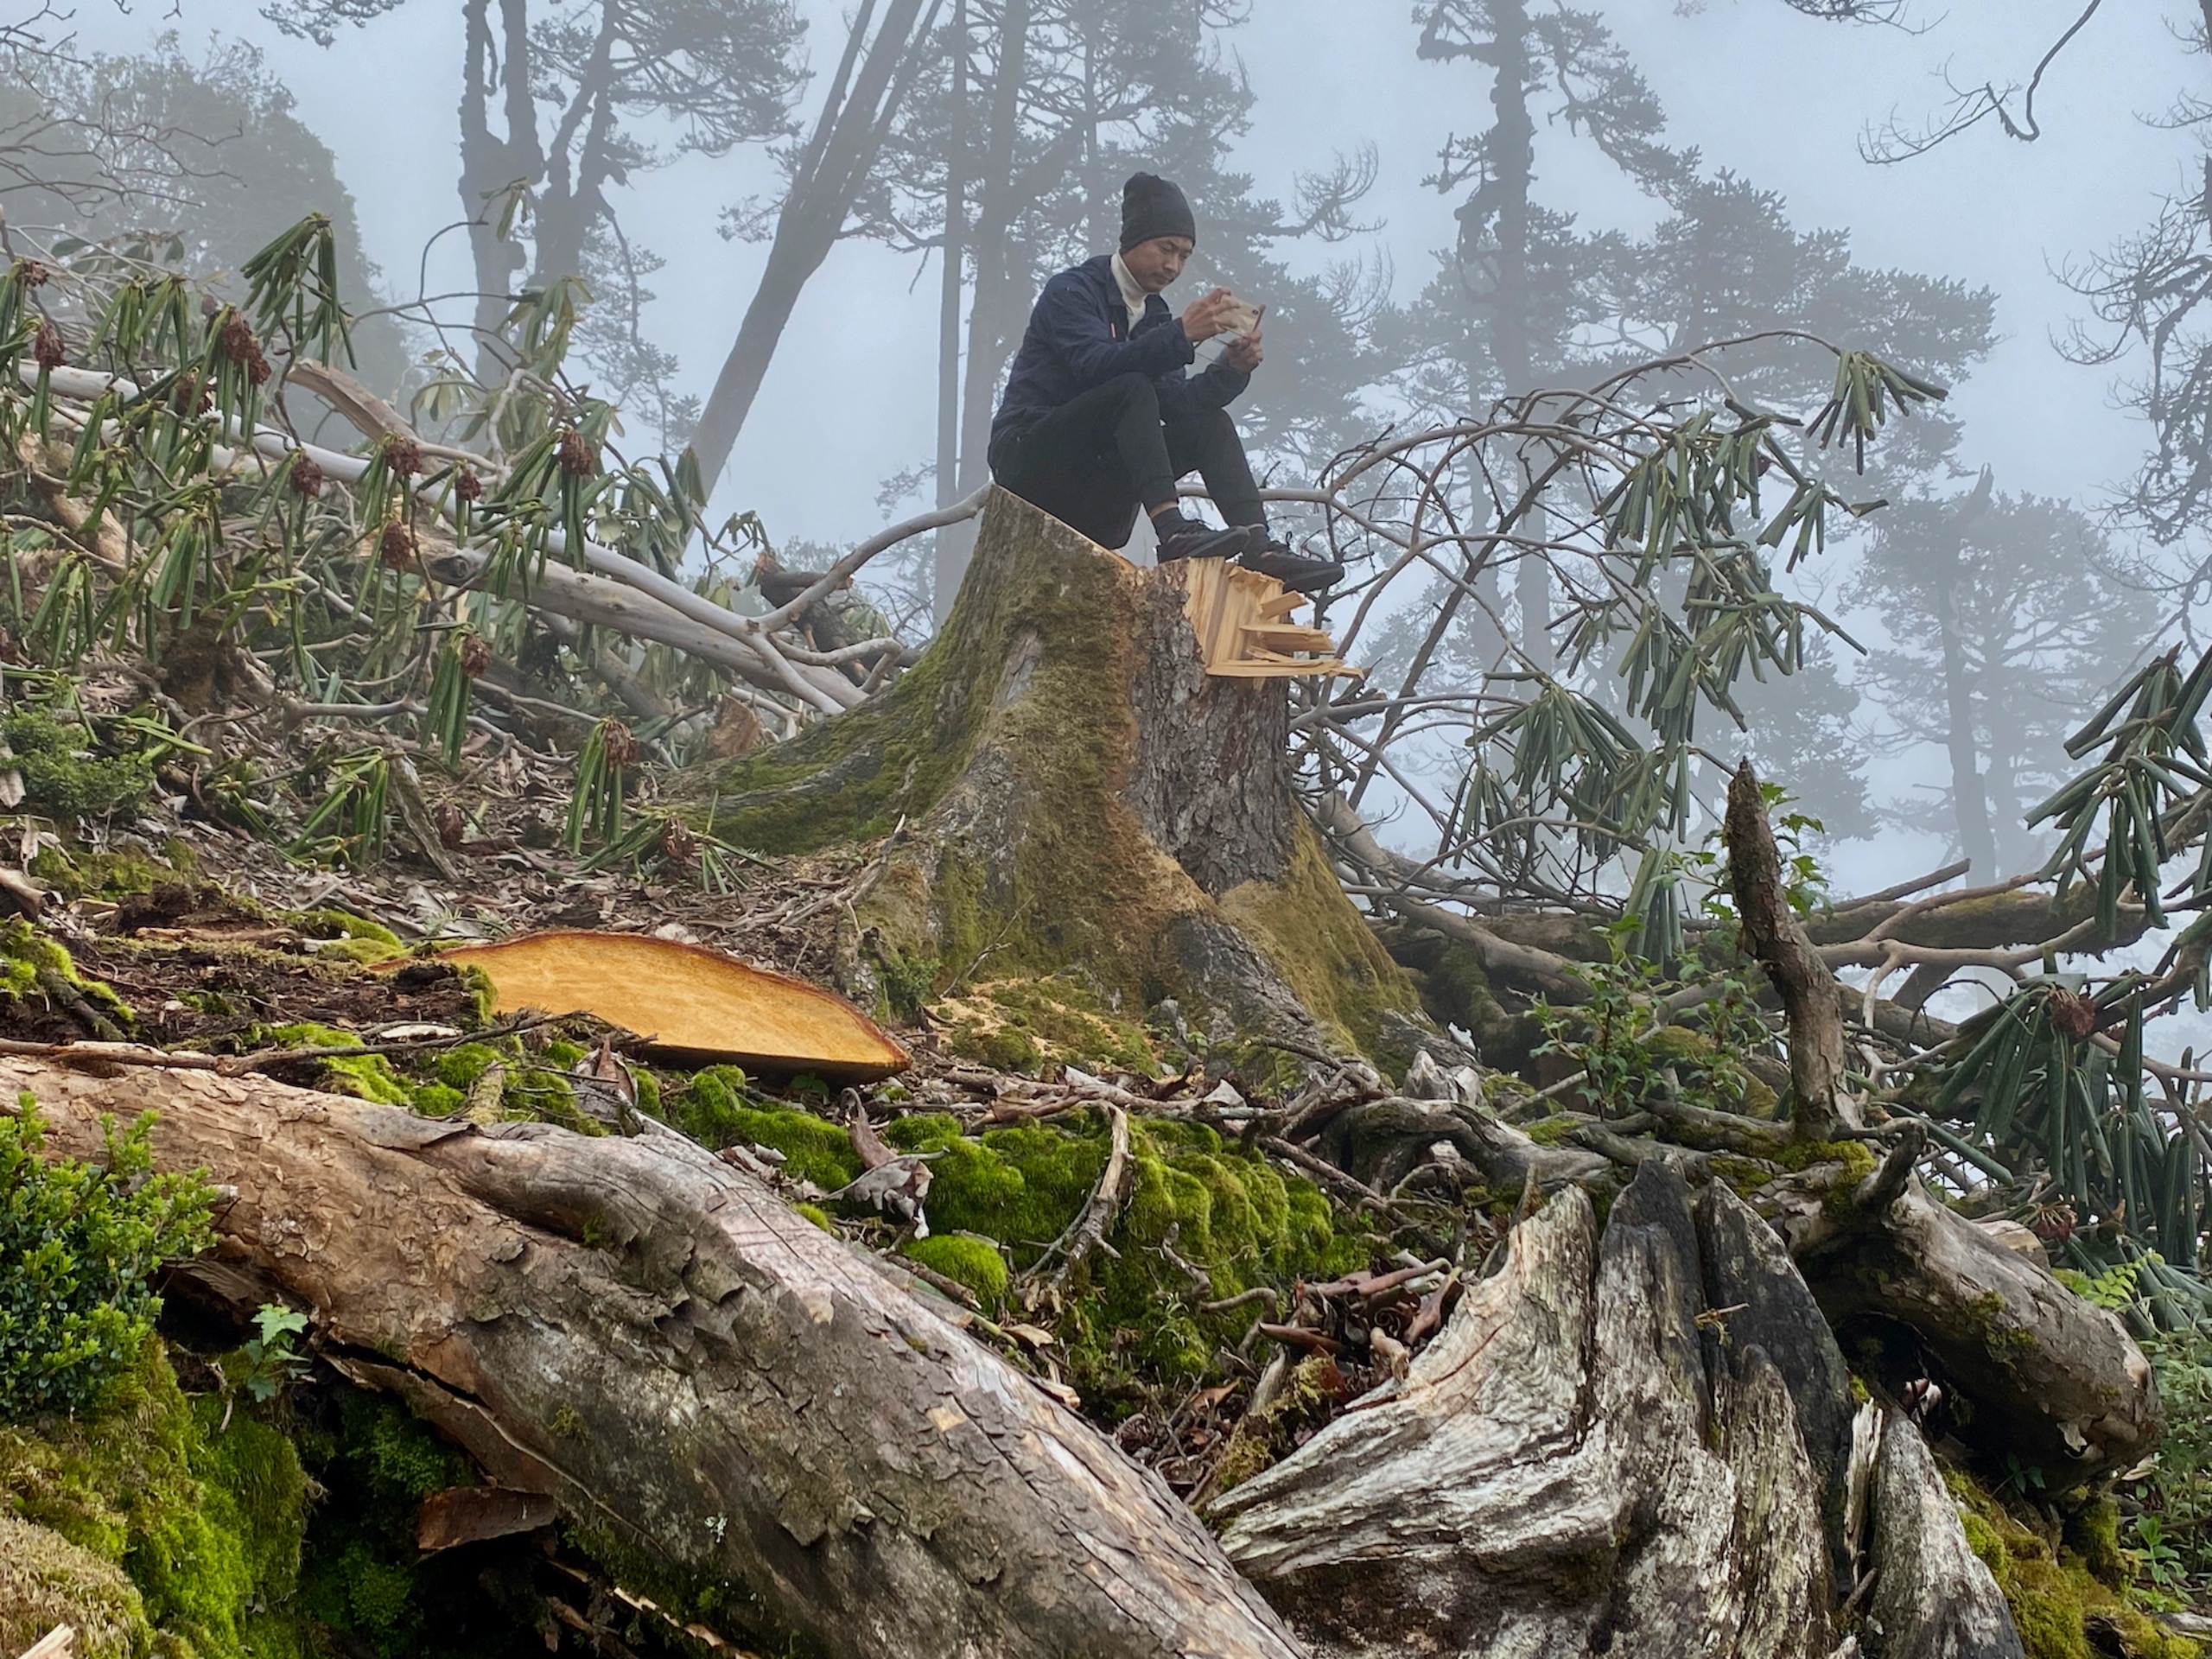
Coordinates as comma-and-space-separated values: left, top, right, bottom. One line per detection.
699, 488, 1421, 1065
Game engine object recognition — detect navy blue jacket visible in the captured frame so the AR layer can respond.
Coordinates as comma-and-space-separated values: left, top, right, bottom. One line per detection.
990, 254, 1250, 445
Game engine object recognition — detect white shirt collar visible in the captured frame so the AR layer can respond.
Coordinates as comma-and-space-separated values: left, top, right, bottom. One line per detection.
1109, 252, 1152, 320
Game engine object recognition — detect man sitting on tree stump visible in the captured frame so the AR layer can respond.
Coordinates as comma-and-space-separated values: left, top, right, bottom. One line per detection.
988, 172, 1345, 594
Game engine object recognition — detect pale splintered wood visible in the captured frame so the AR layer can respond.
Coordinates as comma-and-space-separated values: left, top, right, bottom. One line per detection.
1178, 559, 1363, 681
19, 1628, 74, 1659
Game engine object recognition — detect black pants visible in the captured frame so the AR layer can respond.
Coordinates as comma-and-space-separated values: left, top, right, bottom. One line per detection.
988, 372, 1266, 550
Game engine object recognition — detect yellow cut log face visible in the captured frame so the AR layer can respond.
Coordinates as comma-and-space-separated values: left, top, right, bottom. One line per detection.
438, 931, 910, 1082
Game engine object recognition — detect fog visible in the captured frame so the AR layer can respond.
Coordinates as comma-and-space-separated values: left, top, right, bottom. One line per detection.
30, 0, 2211, 906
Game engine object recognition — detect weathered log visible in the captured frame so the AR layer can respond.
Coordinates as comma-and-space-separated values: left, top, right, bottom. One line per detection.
1722, 770, 2161, 1487
1862, 1411, 2024, 1659
1726, 759, 1857, 1135
1781, 1162, 2161, 1485
0, 1057, 1304, 1659
1213, 1161, 2018, 1658
1312, 1064, 1609, 1197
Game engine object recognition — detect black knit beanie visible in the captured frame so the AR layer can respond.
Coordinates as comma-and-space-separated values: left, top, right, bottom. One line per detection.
1119, 173, 1197, 251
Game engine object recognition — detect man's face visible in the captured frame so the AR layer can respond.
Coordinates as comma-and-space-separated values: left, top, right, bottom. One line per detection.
1122, 235, 1193, 293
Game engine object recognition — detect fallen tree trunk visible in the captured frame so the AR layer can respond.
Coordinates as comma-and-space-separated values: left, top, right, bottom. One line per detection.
0, 1056, 1305, 1659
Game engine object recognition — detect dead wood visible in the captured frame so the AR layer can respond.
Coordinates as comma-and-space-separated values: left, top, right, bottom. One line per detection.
1022, 1102, 1132, 1297
1778, 1148, 2163, 1485
0, 1056, 1304, 1659
1724, 760, 1857, 1135
1212, 1161, 2012, 1657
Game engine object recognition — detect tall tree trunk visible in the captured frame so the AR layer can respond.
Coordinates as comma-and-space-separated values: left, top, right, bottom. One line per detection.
3, 1056, 1306, 1659
689, 0, 940, 490
1938, 469, 1998, 874
457, 0, 541, 385
932, 0, 970, 625
529, 1, 619, 289
1478, 0, 1551, 671
953, 0, 1033, 504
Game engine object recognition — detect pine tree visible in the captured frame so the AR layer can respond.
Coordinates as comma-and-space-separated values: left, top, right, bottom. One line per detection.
1849, 484, 2163, 877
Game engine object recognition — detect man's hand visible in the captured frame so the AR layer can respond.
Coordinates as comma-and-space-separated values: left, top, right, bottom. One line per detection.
1180, 287, 1241, 343
1224, 324, 1264, 373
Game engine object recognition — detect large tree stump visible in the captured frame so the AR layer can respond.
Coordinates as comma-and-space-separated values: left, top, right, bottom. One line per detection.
702, 489, 1421, 1060
1, 1057, 1305, 1659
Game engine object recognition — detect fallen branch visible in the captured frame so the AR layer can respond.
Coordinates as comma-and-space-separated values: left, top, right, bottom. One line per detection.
1021, 1103, 1132, 1296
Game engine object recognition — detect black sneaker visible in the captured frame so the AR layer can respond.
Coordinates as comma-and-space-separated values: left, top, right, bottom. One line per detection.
1240, 537, 1345, 594
1154, 515, 1251, 563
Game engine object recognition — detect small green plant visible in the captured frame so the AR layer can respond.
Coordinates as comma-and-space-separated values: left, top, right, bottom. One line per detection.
2139, 1325, 2212, 1585
2130, 1514, 2185, 1592
231, 1303, 310, 1405
1532, 925, 1772, 1117
0, 1095, 214, 1419
564, 717, 636, 852
290, 747, 391, 864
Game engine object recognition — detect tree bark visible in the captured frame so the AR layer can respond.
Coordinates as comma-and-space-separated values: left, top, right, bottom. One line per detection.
1725, 758, 1858, 1135
1781, 1153, 2163, 1486
2, 1056, 1304, 1659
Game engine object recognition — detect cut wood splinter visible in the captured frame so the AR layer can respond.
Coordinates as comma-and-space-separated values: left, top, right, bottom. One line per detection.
429, 931, 909, 1082
1176, 557, 1363, 680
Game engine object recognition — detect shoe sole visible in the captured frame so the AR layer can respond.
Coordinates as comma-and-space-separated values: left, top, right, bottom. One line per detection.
1160, 528, 1253, 563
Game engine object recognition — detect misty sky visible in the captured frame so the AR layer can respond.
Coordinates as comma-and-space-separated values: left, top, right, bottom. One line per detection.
49, 0, 2208, 909
64, 0, 2201, 550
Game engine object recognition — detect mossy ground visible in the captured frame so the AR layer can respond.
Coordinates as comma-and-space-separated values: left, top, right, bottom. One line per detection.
673, 1082, 1369, 1400
0, 1340, 307, 1659
1945, 1462, 2199, 1659
934, 974, 1160, 1075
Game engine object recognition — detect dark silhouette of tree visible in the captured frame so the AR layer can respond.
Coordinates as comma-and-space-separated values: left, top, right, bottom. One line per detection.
0, 33, 406, 389
264, 0, 804, 433
1850, 481, 2162, 875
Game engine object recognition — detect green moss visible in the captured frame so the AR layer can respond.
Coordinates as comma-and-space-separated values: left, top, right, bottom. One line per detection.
879, 1111, 1364, 1396
1218, 821, 1423, 1060
1963, 1290, 2042, 1360
1, 709, 152, 822
793, 1203, 834, 1232
1523, 1116, 1579, 1147
25, 842, 181, 902
296, 908, 404, 952
0, 1340, 308, 1659
256, 1021, 416, 1107
1946, 1461, 2198, 1659
294, 1389, 490, 1659
1775, 1137, 1877, 1179
430, 1041, 507, 1091
901, 1234, 1010, 1307
454, 964, 497, 1027
1210, 1354, 1347, 1495
668, 1073, 860, 1188
2065, 1497, 2125, 1588
0, 918, 134, 1031
1709, 1154, 1779, 1197
938, 975, 1158, 1075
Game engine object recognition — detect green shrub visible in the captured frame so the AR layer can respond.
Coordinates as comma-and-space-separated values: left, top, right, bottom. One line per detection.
0, 709, 153, 822
0, 1097, 213, 1420
2142, 1325, 2212, 1585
